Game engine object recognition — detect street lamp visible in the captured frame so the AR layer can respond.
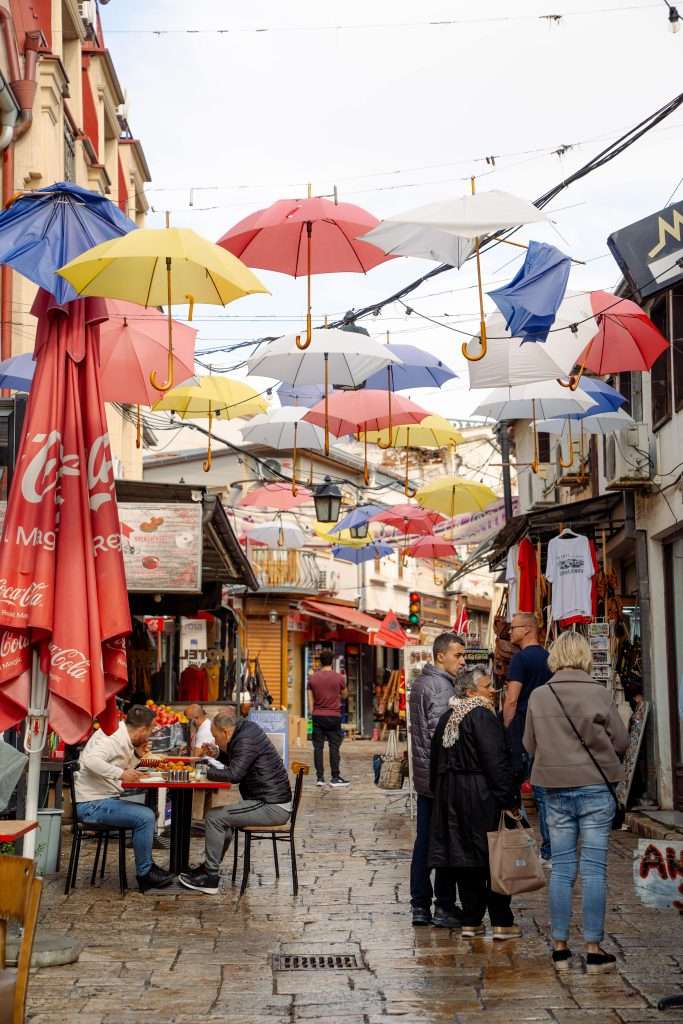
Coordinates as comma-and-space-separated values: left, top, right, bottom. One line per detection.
313, 476, 342, 524
349, 518, 369, 540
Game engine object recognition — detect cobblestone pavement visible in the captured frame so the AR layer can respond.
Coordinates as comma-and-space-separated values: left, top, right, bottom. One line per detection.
27, 742, 683, 1024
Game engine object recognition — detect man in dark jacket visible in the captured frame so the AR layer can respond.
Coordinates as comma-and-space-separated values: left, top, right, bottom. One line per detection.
408, 631, 466, 927
178, 708, 292, 894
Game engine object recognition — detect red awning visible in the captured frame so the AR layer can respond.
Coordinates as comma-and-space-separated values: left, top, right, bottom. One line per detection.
300, 600, 409, 648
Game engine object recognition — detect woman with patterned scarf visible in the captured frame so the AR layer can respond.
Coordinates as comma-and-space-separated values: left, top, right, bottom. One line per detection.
429, 664, 522, 939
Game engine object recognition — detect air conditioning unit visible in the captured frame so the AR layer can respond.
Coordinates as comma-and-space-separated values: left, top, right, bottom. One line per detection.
78, 0, 96, 24
256, 458, 282, 482
518, 467, 557, 511
604, 424, 653, 490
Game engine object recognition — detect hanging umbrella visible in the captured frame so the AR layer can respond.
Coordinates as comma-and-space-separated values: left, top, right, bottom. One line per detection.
362, 343, 458, 391
304, 389, 429, 481
153, 376, 268, 471
0, 352, 34, 390
238, 482, 313, 510
57, 223, 268, 393
564, 378, 626, 417
329, 504, 385, 535
0, 182, 136, 303
371, 504, 445, 536
277, 383, 325, 407
406, 535, 457, 558
487, 241, 571, 342
535, 408, 636, 471
246, 520, 306, 549
331, 541, 394, 564
416, 478, 498, 518
239, 407, 325, 495
362, 415, 464, 496
218, 193, 392, 349
362, 187, 550, 360
0, 290, 130, 855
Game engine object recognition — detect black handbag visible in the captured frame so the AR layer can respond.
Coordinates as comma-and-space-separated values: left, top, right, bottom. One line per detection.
547, 683, 626, 831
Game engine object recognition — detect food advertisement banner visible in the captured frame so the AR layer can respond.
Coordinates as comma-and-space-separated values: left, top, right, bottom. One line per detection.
117, 503, 203, 593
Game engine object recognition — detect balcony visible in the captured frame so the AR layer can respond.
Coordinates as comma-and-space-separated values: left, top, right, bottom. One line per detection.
250, 548, 323, 593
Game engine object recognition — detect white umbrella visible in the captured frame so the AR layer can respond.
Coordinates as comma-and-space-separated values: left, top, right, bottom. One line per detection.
466, 308, 595, 389
247, 328, 401, 387
245, 520, 306, 549
361, 189, 549, 360
535, 409, 636, 470
240, 407, 326, 496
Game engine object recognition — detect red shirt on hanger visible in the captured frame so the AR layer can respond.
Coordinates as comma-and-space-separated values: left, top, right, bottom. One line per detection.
517, 536, 538, 614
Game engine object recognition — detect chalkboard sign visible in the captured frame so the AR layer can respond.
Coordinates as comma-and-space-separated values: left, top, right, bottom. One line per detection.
248, 708, 289, 768
616, 701, 650, 807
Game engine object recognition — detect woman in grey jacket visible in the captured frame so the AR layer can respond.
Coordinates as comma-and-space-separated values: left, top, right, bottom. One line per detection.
523, 632, 628, 975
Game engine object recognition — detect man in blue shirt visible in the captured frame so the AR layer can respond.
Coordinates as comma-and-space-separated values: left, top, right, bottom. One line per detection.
504, 612, 551, 861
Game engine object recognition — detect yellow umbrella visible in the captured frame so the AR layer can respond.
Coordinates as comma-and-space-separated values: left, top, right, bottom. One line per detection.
57, 222, 268, 392
153, 376, 268, 471
362, 415, 464, 497
416, 477, 498, 517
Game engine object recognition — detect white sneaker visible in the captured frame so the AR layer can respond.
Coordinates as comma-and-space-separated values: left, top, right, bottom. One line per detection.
543, 859, 552, 870
316, 779, 327, 787
329, 776, 351, 788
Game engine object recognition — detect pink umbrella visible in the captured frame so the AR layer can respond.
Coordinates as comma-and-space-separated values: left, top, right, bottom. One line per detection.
406, 535, 457, 558
372, 505, 445, 536
217, 194, 393, 349
238, 482, 313, 510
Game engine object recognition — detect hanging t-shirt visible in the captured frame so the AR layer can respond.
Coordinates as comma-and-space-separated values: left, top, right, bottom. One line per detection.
560, 539, 599, 627
517, 537, 538, 614
506, 544, 519, 621
545, 533, 594, 621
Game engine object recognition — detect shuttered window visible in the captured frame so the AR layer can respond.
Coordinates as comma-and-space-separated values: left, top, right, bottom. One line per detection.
245, 619, 282, 704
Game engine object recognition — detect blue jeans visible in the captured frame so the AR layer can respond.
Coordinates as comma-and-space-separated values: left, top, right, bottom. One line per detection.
77, 798, 156, 877
533, 785, 551, 860
544, 784, 614, 944
410, 794, 456, 912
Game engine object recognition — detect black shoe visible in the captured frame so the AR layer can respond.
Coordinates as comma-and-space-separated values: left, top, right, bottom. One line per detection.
552, 949, 573, 973
586, 951, 616, 974
178, 869, 220, 895
412, 906, 432, 926
137, 864, 174, 893
329, 776, 351, 787
432, 906, 463, 929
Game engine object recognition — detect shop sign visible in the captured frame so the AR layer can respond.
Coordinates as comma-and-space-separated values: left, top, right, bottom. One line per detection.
287, 613, 308, 632
248, 708, 288, 767
118, 503, 202, 592
607, 201, 683, 300
633, 840, 683, 910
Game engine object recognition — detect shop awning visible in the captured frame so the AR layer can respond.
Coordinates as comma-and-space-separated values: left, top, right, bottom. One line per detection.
299, 600, 411, 648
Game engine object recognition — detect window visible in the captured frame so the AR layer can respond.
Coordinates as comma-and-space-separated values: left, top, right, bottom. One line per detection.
650, 294, 672, 430
63, 121, 76, 182
673, 285, 683, 412
537, 432, 551, 464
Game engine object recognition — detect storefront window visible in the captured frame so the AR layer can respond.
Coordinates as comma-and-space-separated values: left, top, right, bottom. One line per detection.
668, 537, 683, 764
650, 294, 672, 430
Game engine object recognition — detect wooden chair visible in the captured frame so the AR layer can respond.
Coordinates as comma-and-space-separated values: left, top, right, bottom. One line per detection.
63, 762, 130, 897
0, 856, 42, 1024
232, 762, 309, 899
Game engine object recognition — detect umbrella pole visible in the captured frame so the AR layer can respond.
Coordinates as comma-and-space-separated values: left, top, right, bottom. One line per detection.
404, 444, 416, 498
295, 208, 314, 350
462, 177, 487, 363
558, 419, 574, 469
377, 363, 393, 450
292, 423, 298, 497
558, 337, 595, 390
136, 404, 141, 449
150, 255, 175, 392
23, 650, 48, 860
203, 401, 213, 472
364, 432, 369, 486
324, 353, 329, 456
531, 398, 540, 474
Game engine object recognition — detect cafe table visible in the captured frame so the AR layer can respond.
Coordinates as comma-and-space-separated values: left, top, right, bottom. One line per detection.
0, 819, 38, 843
121, 779, 231, 873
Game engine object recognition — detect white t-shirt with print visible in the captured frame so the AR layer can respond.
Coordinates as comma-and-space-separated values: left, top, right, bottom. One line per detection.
545, 533, 594, 621
506, 544, 519, 620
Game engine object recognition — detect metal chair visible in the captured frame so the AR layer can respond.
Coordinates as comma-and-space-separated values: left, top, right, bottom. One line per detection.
0, 855, 42, 1024
232, 762, 309, 899
63, 761, 130, 897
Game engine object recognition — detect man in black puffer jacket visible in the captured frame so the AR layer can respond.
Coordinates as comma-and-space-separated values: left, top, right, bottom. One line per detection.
178, 708, 292, 895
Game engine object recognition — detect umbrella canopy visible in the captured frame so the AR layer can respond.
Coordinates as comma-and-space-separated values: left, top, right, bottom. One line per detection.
416, 478, 498, 517
488, 241, 571, 343
363, 344, 458, 391
0, 352, 34, 391
247, 328, 401, 388
406, 535, 457, 558
277, 383, 325, 407
304, 390, 428, 438
536, 409, 636, 436
371, 504, 445, 536
245, 520, 306, 549
472, 381, 597, 421
0, 290, 130, 743
362, 415, 464, 448
565, 378, 626, 418
574, 290, 670, 375
331, 541, 394, 564
238, 483, 313, 510
329, 504, 385, 535
217, 195, 392, 348
240, 406, 325, 451
0, 182, 136, 303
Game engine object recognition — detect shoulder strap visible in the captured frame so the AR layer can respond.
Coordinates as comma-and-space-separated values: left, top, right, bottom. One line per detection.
547, 683, 619, 803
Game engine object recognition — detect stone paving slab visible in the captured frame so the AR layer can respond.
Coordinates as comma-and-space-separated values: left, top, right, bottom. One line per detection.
24, 741, 683, 1023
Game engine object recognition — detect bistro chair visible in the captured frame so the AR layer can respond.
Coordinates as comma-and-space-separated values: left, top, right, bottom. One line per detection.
63, 761, 130, 897
0, 855, 42, 1024
232, 761, 309, 900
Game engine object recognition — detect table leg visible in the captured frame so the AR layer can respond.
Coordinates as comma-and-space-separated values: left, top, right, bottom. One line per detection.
168, 790, 193, 874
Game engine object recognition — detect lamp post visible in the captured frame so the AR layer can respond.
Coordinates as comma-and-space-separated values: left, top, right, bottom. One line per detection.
349, 519, 369, 540
313, 476, 342, 524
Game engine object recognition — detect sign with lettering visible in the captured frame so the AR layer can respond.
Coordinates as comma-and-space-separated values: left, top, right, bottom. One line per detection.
117, 503, 203, 593
634, 840, 683, 911
607, 202, 683, 301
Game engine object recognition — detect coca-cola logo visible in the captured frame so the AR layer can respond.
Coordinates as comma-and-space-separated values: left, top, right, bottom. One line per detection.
20, 430, 115, 513
87, 434, 115, 512
0, 578, 47, 607
0, 631, 30, 657
48, 643, 90, 680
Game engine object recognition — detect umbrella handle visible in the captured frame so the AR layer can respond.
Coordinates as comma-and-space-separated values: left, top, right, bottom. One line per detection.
462, 321, 487, 362
295, 222, 314, 350
203, 402, 213, 472
404, 448, 416, 497
151, 260, 175, 391
135, 404, 142, 450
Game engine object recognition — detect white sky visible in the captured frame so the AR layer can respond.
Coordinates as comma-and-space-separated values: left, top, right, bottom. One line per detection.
101, 0, 683, 418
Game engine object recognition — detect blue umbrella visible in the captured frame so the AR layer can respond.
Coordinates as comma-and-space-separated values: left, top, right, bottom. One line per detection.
488, 241, 571, 343
566, 378, 626, 420
0, 352, 34, 391
0, 182, 136, 303
277, 383, 325, 407
331, 541, 394, 564
363, 344, 458, 390
329, 504, 384, 535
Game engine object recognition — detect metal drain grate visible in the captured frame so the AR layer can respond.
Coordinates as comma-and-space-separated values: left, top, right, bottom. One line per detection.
272, 953, 361, 972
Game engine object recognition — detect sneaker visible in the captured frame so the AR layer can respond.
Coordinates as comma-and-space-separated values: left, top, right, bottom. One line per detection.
492, 925, 522, 941
316, 779, 327, 787
542, 858, 552, 870
586, 951, 617, 974
185, 861, 206, 878
329, 776, 351, 787
137, 864, 175, 893
552, 949, 573, 973
178, 869, 220, 895
461, 924, 486, 938
432, 906, 463, 929
411, 906, 432, 927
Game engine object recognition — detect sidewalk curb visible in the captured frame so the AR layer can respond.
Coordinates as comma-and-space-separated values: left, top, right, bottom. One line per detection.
625, 811, 683, 841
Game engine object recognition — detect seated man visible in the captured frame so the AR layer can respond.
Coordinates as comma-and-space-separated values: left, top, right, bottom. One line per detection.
178, 707, 292, 895
74, 704, 174, 893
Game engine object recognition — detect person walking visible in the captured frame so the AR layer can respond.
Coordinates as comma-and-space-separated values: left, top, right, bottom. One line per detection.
408, 631, 466, 928
307, 650, 350, 788
523, 632, 629, 974
429, 665, 522, 940
505, 612, 552, 862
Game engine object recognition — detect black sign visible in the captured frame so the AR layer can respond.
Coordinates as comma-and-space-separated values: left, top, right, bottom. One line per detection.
607, 202, 683, 300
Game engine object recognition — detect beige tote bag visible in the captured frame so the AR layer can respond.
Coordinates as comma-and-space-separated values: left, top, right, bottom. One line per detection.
487, 812, 546, 896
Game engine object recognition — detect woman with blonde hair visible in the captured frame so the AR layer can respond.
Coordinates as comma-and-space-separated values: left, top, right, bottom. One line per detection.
523, 631, 628, 974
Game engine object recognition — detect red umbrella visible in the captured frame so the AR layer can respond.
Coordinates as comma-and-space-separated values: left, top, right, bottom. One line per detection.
371, 504, 445, 536
406, 535, 457, 558
217, 194, 393, 349
238, 482, 313, 510
0, 290, 130, 744
304, 390, 429, 483
577, 290, 670, 376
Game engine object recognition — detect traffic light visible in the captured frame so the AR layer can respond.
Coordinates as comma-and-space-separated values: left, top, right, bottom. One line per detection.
408, 591, 421, 628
